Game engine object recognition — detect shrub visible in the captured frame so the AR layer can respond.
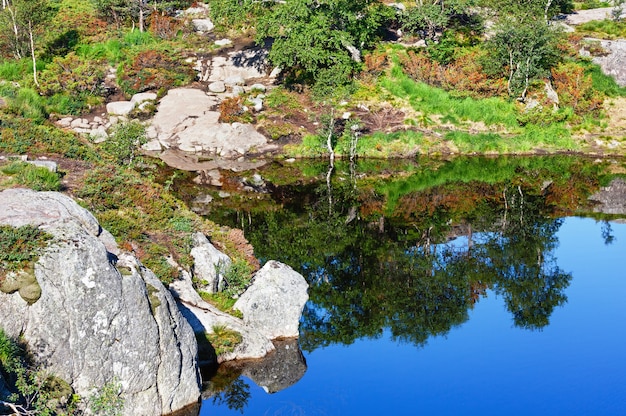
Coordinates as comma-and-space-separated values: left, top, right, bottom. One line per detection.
101, 121, 147, 166
118, 49, 195, 95
88, 379, 124, 416
218, 259, 253, 298
551, 62, 604, 116
0, 225, 52, 275
218, 96, 252, 123
39, 53, 106, 102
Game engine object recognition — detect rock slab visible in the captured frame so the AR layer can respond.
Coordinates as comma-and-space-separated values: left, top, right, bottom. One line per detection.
0, 189, 201, 415
146, 88, 268, 157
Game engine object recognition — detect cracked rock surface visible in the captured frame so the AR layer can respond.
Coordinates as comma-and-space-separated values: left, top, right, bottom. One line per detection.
0, 189, 201, 415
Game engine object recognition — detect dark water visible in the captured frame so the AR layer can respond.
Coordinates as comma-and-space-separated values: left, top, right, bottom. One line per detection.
171, 156, 626, 416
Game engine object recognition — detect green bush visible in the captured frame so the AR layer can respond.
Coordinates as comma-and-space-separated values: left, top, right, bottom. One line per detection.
0, 114, 97, 160
88, 379, 124, 416
101, 121, 147, 166
39, 53, 106, 114
219, 259, 253, 298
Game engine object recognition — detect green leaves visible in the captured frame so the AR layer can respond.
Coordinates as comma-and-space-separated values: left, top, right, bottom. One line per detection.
484, 19, 563, 98
256, 0, 390, 89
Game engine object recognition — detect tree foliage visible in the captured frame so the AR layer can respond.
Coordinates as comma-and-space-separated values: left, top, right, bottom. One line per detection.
484, 19, 562, 99
256, 0, 393, 90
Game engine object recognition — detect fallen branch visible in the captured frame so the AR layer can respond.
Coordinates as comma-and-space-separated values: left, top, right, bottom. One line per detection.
0, 400, 33, 416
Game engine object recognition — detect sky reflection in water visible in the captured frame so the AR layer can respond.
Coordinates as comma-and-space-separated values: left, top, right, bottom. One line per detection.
204, 217, 626, 416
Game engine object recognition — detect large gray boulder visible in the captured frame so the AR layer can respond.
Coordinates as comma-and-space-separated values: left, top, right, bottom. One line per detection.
190, 232, 231, 293
588, 39, 626, 87
234, 261, 309, 339
0, 189, 201, 415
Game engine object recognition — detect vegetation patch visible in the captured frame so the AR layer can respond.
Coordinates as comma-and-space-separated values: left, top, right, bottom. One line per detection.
0, 329, 79, 415
0, 161, 62, 192
205, 325, 243, 357
199, 291, 243, 319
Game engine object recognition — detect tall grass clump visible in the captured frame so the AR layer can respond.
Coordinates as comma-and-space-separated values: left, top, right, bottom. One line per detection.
0, 161, 62, 191
0, 60, 31, 82
8, 89, 48, 122
76, 39, 124, 63
123, 30, 156, 47
382, 72, 520, 128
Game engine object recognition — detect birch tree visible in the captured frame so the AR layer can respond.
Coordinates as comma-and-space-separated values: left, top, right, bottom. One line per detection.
0, 0, 51, 86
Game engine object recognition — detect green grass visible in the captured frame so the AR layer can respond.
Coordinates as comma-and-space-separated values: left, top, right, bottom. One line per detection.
576, 19, 626, 40
207, 325, 243, 356
583, 62, 626, 97
382, 69, 521, 129
0, 161, 62, 191
0, 59, 32, 82
199, 291, 243, 318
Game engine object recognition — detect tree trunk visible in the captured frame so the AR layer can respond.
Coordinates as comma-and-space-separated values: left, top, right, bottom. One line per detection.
7, 4, 21, 59
29, 20, 38, 86
138, 0, 144, 32
544, 0, 553, 23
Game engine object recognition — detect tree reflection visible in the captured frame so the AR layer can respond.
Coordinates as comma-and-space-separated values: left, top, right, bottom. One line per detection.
201, 157, 611, 351
210, 378, 251, 414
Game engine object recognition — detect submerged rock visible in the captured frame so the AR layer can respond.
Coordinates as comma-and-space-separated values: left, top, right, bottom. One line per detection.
0, 189, 201, 415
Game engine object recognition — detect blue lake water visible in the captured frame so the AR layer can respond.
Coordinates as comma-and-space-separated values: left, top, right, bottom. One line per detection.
201, 217, 626, 415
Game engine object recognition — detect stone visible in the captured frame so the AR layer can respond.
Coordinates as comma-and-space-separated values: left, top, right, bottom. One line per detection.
57, 117, 73, 128
249, 83, 266, 92
142, 139, 163, 152
231, 85, 245, 96
234, 261, 309, 339
214, 39, 233, 47
0, 189, 201, 415
89, 126, 109, 143
190, 232, 231, 293
148, 88, 267, 157
70, 118, 90, 129
588, 39, 626, 87
106, 101, 135, 116
208, 81, 226, 93
27, 160, 58, 173
388, 2, 406, 11
169, 272, 275, 364
208, 48, 270, 83
131, 92, 157, 106
224, 75, 245, 87
192, 18, 214, 32
269, 67, 282, 78
249, 97, 263, 112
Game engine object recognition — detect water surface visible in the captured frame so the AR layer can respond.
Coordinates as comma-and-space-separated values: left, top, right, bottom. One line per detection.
175, 156, 626, 415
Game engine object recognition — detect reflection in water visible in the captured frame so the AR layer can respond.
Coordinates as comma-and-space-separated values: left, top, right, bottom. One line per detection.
202, 339, 306, 412
171, 156, 626, 413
